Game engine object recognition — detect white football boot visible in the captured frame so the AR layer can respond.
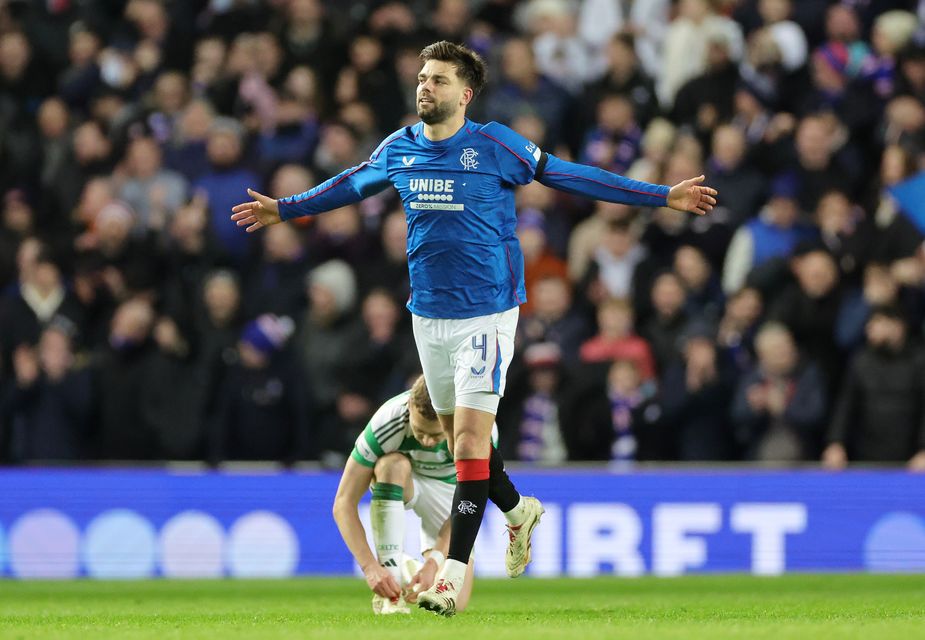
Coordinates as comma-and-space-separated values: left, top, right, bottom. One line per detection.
505, 496, 545, 578
416, 576, 460, 617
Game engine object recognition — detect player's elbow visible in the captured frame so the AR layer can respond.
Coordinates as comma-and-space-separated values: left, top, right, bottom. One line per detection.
331, 495, 351, 521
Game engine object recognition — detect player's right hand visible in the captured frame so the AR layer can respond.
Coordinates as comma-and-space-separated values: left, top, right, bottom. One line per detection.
363, 563, 402, 599
405, 557, 439, 602
230, 188, 281, 233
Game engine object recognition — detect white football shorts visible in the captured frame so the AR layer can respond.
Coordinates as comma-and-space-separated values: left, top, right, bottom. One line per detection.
411, 307, 519, 415
405, 472, 456, 553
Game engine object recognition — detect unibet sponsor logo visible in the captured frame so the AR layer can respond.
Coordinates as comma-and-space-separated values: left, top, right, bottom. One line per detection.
409, 177, 463, 211
409, 178, 454, 193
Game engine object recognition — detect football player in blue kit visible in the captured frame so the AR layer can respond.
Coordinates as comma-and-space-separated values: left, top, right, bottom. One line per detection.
231, 41, 717, 617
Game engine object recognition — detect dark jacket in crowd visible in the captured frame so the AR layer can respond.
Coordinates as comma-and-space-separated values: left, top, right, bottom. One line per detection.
2, 368, 94, 461
94, 341, 160, 460
209, 355, 310, 463
828, 345, 925, 462
731, 360, 828, 461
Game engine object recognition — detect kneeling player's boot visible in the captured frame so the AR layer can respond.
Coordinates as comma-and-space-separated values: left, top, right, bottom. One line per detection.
505, 496, 545, 578
417, 577, 459, 617
372, 593, 411, 615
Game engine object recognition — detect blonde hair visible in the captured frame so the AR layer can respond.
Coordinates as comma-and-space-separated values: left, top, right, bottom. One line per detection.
409, 375, 438, 422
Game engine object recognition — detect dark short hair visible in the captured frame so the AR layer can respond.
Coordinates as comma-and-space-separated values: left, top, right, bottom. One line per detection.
409, 375, 438, 422
420, 41, 487, 96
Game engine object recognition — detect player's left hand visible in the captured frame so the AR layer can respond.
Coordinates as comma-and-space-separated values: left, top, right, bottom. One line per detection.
230, 188, 281, 232
404, 557, 439, 603
667, 175, 717, 216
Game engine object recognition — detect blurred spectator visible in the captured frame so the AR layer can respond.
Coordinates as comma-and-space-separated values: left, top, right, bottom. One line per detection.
0, 191, 36, 290
869, 144, 923, 263
48, 120, 115, 226
583, 33, 658, 128
295, 260, 364, 458
895, 42, 925, 103
570, 358, 658, 463
865, 10, 919, 101
579, 298, 656, 381
163, 98, 215, 181
790, 114, 859, 212
658, 321, 736, 461
4, 321, 93, 461
705, 125, 767, 226
518, 207, 568, 316
140, 314, 203, 460
716, 286, 764, 375
79, 201, 161, 299
625, 118, 676, 184
272, 0, 346, 94
815, 189, 871, 286
580, 218, 647, 304
674, 244, 724, 321
722, 174, 816, 295
118, 136, 189, 231
0, 243, 85, 370
500, 341, 569, 464
58, 24, 103, 110
359, 209, 410, 302
94, 298, 158, 460
768, 247, 843, 390
516, 178, 570, 262
306, 204, 376, 267
196, 269, 244, 417
731, 322, 827, 462
160, 194, 227, 332
641, 271, 689, 374
210, 313, 308, 463
672, 30, 741, 133
523, 0, 592, 94
193, 117, 260, 262
345, 34, 404, 132
824, 306, 925, 471
481, 37, 571, 148
520, 275, 589, 367
567, 201, 634, 283
35, 98, 72, 221
336, 289, 416, 427
244, 223, 309, 319
579, 93, 641, 174
658, 0, 744, 108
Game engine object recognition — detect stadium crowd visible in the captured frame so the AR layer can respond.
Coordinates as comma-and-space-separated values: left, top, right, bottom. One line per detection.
1, 0, 925, 468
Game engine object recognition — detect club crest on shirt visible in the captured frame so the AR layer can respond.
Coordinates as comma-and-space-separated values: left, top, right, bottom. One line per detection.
460, 148, 479, 170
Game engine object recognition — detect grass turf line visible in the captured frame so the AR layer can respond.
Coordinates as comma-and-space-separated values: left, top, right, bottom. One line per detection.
0, 575, 923, 639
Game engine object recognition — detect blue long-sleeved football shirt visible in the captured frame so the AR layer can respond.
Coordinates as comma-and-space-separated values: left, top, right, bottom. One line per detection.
278, 119, 670, 319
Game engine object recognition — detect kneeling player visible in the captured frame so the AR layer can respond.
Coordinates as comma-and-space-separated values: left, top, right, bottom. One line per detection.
333, 376, 540, 614
333, 376, 477, 614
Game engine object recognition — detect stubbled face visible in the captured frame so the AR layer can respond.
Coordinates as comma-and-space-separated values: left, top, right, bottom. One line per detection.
416, 59, 469, 125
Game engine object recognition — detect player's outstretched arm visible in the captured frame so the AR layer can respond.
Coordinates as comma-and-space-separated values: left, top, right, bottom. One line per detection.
230, 188, 280, 233
536, 153, 717, 213
666, 174, 718, 216
332, 458, 402, 599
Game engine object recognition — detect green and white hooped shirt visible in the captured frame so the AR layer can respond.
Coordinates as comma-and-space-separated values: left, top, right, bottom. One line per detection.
351, 390, 500, 485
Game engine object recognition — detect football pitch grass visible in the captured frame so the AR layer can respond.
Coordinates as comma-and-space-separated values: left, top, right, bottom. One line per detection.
1, 575, 924, 639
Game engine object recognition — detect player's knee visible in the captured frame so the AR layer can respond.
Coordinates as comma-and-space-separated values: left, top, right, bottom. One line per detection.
373, 453, 411, 483
453, 431, 491, 459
